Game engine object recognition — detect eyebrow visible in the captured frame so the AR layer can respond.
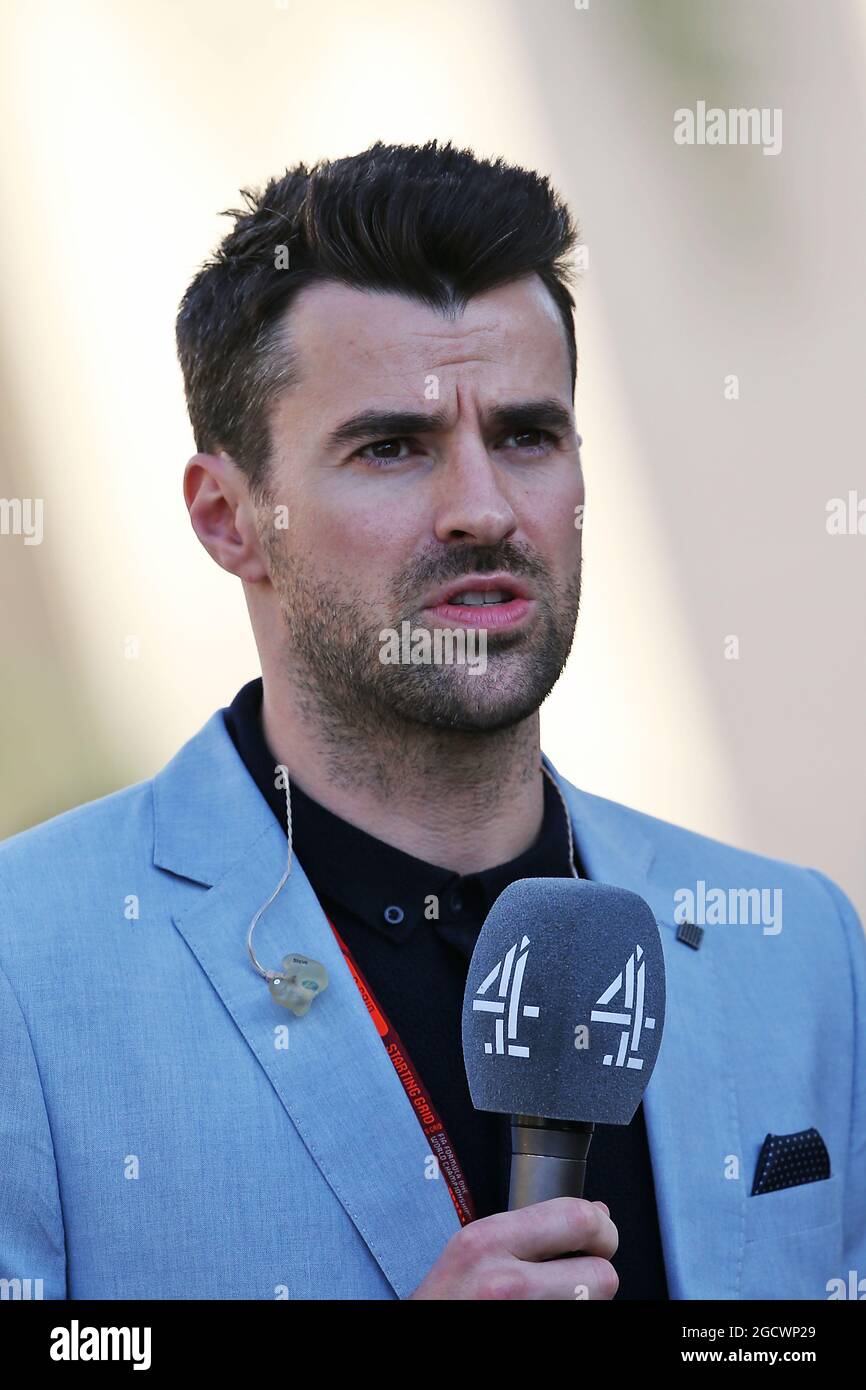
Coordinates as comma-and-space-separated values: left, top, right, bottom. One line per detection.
323, 397, 577, 452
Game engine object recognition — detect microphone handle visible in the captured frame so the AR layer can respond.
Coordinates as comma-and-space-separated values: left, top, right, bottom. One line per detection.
508, 1114, 595, 1209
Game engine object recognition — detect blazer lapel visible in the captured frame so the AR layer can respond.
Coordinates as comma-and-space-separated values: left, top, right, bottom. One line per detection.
153, 713, 461, 1299
544, 753, 745, 1298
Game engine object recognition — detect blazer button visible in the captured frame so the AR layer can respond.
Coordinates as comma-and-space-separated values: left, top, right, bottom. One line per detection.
384, 905, 404, 925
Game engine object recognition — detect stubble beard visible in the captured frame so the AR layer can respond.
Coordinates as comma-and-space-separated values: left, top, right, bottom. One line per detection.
263, 528, 581, 740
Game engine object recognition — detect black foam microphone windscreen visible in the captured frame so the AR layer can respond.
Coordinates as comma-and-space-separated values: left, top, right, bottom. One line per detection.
461, 877, 666, 1207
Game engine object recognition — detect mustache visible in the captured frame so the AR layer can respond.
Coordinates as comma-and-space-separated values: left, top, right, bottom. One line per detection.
394, 543, 551, 605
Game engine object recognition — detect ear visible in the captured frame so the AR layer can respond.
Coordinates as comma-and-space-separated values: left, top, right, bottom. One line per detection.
183, 451, 269, 583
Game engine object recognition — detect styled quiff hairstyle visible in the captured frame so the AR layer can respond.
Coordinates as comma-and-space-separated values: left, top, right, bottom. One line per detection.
176, 139, 580, 499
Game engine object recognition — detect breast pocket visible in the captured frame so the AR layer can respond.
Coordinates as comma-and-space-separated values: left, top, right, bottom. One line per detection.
740, 1175, 844, 1299
745, 1173, 841, 1244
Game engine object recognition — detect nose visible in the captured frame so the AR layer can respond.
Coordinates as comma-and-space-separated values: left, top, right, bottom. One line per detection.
431, 439, 519, 546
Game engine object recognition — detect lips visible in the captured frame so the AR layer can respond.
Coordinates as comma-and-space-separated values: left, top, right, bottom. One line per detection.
420, 574, 535, 631
422, 574, 532, 609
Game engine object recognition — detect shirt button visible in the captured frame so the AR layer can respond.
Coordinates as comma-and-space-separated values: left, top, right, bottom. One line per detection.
384, 905, 404, 925
449, 891, 463, 914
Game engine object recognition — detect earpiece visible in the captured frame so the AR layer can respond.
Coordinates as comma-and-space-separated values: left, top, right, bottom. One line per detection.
268, 954, 329, 1015
247, 762, 328, 1014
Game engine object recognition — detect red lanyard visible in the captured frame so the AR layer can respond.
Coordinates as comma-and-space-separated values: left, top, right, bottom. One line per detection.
327, 917, 476, 1226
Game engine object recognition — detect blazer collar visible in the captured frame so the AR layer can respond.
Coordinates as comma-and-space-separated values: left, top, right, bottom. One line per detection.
152, 712, 735, 1299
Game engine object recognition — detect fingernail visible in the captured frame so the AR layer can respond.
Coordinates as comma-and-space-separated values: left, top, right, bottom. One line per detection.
593, 1200, 610, 1215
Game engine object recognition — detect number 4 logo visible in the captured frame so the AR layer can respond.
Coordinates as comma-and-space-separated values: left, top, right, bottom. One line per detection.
590, 945, 655, 1068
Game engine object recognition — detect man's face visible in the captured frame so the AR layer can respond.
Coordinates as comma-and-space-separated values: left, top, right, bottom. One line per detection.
258, 274, 584, 734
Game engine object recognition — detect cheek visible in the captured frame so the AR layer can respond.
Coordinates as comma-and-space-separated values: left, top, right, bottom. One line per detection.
301, 495, 415, 598
522, 478, 584, 566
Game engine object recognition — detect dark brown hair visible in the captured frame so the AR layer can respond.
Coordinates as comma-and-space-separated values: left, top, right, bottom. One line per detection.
176, 139, 580, 498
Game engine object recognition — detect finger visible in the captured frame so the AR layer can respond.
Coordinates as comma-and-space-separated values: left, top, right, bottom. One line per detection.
478, 1254, 619, 1302
490, 1195, 619, 1263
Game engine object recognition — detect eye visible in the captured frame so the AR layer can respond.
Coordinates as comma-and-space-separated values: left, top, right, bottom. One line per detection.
499, 428, 559, 455
352, 427, 563, 468
353, 437, 414, 467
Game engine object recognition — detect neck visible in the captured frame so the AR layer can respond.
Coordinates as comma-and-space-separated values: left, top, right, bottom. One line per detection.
259, 675, 546, 875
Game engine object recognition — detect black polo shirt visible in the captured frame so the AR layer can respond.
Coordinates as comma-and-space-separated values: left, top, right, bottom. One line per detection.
223, 677, 668, 1299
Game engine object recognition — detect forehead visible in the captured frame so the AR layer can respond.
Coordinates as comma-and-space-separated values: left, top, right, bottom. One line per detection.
276, 274, 573, 410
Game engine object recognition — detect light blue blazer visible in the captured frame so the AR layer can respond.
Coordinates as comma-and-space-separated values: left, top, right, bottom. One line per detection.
0, 707, 863, 1300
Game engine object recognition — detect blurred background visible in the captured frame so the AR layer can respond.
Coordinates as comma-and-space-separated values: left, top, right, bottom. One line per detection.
1, 0, 864, 915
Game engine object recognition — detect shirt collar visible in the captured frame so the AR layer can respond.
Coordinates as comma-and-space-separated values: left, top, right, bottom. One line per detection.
222, 677, 579, 942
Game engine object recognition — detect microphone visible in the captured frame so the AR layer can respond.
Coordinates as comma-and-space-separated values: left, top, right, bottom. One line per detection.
461, 877, 666, 1209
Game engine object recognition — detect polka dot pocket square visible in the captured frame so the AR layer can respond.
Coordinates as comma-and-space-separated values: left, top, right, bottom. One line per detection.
750, 1127, 831, 1195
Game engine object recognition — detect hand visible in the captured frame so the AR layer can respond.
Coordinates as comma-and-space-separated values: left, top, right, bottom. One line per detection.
408, 1196, 619, 1300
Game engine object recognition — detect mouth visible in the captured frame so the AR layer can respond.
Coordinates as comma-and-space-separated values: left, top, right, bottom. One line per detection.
419, 573, 536, 631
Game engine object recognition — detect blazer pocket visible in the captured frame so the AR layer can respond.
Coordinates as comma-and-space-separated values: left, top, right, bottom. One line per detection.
745, 1173, 842, 1244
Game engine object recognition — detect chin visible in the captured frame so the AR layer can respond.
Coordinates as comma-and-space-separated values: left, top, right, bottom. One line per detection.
384, 679, 552, 734
372, 637, 571, 733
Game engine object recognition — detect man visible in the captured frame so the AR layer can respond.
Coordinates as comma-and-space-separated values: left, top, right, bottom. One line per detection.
1, 141, 863, 1301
